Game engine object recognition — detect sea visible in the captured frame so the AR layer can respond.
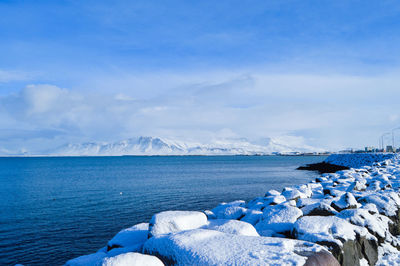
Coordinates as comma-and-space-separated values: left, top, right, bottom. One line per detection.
0, 155, 326, 265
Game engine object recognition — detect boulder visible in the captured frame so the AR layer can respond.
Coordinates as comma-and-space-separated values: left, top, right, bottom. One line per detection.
293, 216, 378, 266
148, 211, 208, 238
303, 250, 340, 266
65, 252, 107, 266
331, 192, 359, 211
211, 200, 247, 219
143, 229, 327, 265
302, 202, 338, 216
240, 209, 263, 225
102, 252, 164, 266
282, 187, 306, 201
337, 208, 392, 243
255, 204, 302, 236
107, 223, 148, 251
202, 219, 259, 236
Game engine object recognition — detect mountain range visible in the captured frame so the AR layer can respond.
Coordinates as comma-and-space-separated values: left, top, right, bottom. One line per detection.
49, 136, 323, 156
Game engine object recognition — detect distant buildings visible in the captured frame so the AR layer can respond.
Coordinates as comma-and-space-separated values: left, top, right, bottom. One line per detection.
386, 146, 395, 153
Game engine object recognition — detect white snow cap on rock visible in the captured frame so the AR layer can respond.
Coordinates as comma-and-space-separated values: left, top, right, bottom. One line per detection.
294, 216, 373, 247
210, 200, 247, 219
149, 211, 208, 237
102, 252, 164, 266
256, 204, 303, 235
143, 229, 325, 265
203, 219, 259, 236
65, 252, 107, 266
107, 223, 148, 250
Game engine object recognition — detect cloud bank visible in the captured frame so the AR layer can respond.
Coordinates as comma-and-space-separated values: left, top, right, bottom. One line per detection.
1, 69, 399, 154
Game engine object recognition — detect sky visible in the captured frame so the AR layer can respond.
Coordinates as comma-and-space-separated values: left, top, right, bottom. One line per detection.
1, 0, 400, 153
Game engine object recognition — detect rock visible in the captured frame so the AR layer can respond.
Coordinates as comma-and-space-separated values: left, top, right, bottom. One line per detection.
337, 208, 392, 243
107, 223, 148, 251
247, 195, 286, 210
203, 210, 216, 219
297, 198, 322, 209
240, 209, 263, 225
303, 250, 340, 266
211, 200, 247, 219
293, 216, 378, 266
143, 229, 327, 265
282, 187, 306, 201
255, 204, 302, 236
65, 252, 107, 266
293, 216, 372, 247
351, 181, 367, 191
335, 236, 378, 266
297, 162, 349, 174
202, 219, 259, 236
302, 202, 338, 216
265, 189, 280, 196
102, 252, 164, 266
331, 192, 359, 211
148, 211, 208, 238
359, 193, 400, 217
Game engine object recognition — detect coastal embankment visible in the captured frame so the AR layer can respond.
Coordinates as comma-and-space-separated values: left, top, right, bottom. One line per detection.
66, 153, 400, 265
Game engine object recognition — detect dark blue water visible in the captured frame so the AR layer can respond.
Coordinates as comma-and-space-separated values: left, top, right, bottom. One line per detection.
0, 155, 325, 265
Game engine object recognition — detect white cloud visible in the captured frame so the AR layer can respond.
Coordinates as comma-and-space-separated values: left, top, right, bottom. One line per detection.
0, 69, 34, 83
1, 69, 400, 153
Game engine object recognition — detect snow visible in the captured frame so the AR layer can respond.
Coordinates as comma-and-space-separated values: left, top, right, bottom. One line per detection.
65, 252, 107, 266
301, 202, 338, 216
50, 136, 323, 156
240, 209, 263, 225
331, 192, 360, 211
149, 211, 208, 237
358, 193, 400, 217
210, 200, 247, 219
202, 219, 259, 236
107, 223, 148, 251
102, 252, 164, 266
293, 216, 372, 246
281, 187, 307, 201
143, 229, 325, 266
255, 204, 303, 235
337, 208, 391, 239
377, 243, 400, 265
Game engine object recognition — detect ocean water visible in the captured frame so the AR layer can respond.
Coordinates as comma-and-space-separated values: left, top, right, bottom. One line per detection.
0, 155, 326, 265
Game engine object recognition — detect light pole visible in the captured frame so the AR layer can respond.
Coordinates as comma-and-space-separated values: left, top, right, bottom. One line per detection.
381, 132, 391, 152
392, 127, 400, 153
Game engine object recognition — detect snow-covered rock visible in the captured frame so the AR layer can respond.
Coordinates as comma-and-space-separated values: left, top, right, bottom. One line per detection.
102, 252, 164, 266
301, 202, 338, 216
107, 223, 148, 251
325, 153, 396, 168
294, 216, 373, 247
210, 200, 247, 219
203, 219, 259, 236
331, 192, 360, 211
282, 187, 307, 201
255, 204, 303, 235
240, 209, 263, 225
143, 229, 328, 265
149, 211, 208, 237
65, 252, 107, 266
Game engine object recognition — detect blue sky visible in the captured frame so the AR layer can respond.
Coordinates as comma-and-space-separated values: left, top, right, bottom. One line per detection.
1, 0, 400, 153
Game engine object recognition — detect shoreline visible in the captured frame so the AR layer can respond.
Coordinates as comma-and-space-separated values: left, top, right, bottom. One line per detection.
65, 153, 400, 265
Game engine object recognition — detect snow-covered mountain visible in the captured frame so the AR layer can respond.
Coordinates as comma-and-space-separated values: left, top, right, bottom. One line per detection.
51, 136, 323, 156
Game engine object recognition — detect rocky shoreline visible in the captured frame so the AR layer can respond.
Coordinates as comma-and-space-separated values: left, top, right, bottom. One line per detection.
66, 153, 400, 266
